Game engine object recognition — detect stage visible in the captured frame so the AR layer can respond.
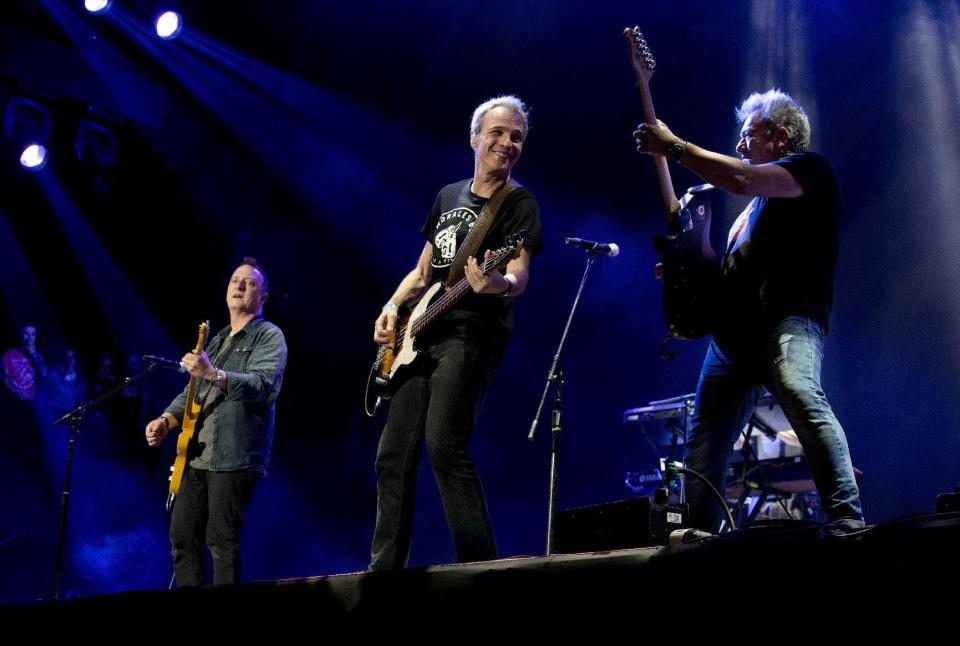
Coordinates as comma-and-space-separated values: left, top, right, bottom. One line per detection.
7, 511, 958, 633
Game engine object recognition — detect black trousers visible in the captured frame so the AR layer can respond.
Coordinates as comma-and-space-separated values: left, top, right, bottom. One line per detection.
169, 466, 259, 586
370, 331, 501, 570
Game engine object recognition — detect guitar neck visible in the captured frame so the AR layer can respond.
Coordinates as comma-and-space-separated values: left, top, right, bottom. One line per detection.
410, 253, 510, 337
636, 82, 680, 219
181, 321, 209, 422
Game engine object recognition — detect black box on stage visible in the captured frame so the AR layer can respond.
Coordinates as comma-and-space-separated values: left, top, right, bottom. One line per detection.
936, 487, 960, 513
554, 497, 688, 553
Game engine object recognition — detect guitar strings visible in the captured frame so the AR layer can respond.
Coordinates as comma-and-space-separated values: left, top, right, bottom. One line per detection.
383, 249, 509, 360
409, 251, 505, 336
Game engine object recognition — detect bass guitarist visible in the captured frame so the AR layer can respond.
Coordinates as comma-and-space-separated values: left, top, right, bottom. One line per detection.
626, 28, 864, 535
370, 95, 543, 570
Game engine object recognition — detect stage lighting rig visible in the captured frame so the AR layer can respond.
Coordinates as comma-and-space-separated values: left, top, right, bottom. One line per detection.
4, 93, 53, 172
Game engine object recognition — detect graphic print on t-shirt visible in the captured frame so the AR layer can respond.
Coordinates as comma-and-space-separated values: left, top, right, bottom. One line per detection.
432, 207, 478, 268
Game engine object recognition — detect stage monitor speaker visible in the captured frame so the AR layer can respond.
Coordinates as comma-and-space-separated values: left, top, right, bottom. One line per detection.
554, 497, 687, 553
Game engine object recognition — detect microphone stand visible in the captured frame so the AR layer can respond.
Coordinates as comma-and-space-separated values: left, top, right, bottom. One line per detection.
50, 362, 159, 599
528, 249, 605, 555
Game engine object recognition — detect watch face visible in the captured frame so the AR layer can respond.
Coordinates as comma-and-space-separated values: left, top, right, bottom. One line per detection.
669, 141, 686, 161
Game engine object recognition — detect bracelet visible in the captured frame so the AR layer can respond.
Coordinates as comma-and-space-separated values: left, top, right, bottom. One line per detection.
158, 415, 170, 429
499, 274, 517, 297
382, 302, 399, 312
212, 368, 227, 390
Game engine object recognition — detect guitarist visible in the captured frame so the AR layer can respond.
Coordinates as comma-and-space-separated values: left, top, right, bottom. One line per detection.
144, 257, 287, 585
632, 82, 864, 535
370, 95, 543, 570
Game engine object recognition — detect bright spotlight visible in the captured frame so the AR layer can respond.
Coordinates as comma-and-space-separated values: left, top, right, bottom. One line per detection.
155, 11, 182, 40
5, 95, 52, 171
20, 144, 48, 171
84, 0, 113, 14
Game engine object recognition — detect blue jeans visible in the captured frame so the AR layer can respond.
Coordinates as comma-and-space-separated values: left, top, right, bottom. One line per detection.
684, 316, 864, 532
370, 330, 500, 570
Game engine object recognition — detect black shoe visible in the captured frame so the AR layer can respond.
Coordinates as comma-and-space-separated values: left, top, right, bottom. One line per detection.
821, 518, 866, 537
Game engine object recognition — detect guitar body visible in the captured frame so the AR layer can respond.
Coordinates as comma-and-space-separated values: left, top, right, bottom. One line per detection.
374, 282, 443, 395
166, 321, 209, 512
653, 186, 721, 339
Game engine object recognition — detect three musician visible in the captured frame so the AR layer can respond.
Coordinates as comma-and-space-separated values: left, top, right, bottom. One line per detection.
141, 31, 863, 586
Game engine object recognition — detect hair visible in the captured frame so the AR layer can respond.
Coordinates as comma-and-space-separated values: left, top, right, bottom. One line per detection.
469, 95, 530, 139
240, 256, 269, 294
735, 88, 810, 153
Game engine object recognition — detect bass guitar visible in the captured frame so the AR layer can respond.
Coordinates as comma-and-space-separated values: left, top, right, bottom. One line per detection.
626, 26, 720, 340
365, 232, 525, 414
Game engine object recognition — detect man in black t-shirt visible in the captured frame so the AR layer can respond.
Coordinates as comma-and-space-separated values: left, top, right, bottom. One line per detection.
369, 95, 543, 570
634, 88, 864, 534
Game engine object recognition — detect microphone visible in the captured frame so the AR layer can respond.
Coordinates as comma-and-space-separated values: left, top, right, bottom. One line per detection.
564, 237, 620, 257
143, 354, 185, 373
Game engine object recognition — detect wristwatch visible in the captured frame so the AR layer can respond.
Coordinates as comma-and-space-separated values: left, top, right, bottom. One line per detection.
667, 139, 688, 162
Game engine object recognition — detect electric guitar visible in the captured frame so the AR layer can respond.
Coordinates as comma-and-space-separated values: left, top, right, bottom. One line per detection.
627, 26, 720, 340
166, 321, 209, 511
369, 232, 526, 404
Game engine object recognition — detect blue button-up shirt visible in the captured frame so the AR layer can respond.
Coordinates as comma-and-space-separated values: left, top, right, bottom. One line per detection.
165, 317, 287, 474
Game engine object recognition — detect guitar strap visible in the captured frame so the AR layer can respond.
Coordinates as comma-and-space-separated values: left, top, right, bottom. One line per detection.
443, 178, 520, 289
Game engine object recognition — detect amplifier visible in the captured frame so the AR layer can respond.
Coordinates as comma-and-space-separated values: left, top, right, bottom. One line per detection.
554, 497, 688, 553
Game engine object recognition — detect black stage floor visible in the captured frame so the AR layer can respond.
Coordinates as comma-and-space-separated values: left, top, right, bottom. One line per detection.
5, 512, 959, 635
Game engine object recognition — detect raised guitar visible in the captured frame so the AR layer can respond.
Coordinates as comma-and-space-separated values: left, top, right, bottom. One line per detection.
368, 232, 526, 406
626, 26, 720, 340
166, 321, 209, 511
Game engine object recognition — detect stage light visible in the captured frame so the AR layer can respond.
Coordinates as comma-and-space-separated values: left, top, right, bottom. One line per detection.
20, 144, 48, 171
84, 0, 113, 15
4, 95, 52, 172
155, 11, 182, 40
75, 113, 119, 192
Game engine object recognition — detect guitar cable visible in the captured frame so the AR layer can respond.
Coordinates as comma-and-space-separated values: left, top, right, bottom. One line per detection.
363, 360, 382, 418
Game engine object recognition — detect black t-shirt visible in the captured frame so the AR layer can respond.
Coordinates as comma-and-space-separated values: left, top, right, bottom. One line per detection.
420, 179, 543, 338
718, 152, 841, 335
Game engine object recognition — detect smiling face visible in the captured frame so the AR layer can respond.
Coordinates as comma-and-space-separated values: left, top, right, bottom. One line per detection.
226, 263, 268, 317
471, 105, 525, 179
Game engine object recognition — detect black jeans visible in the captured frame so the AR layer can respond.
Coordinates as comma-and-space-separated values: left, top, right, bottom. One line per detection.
170, 466, 259, 586
370, 331, 501, 570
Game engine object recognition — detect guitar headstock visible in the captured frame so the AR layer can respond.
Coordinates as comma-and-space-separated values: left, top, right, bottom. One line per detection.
193, 321, 209, 354
504, 229, 527, 258
484, 231, 528, 271
625, 25, 656, 83
505, 230, 528, 257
